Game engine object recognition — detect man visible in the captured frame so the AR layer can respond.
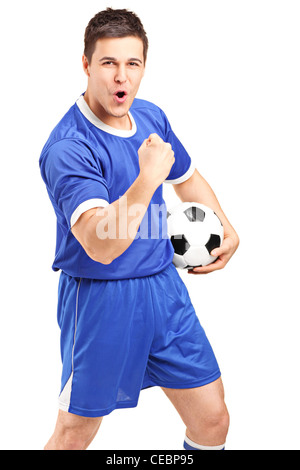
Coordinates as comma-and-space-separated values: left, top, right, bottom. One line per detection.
39, 8, 239, 450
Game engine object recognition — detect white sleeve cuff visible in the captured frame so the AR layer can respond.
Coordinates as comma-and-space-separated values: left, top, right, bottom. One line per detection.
70, 198, 109, 228
164, 162, 196, 185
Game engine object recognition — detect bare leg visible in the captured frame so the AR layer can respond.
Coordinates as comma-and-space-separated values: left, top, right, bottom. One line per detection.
44, 410, 103, 450
161, 378, 229, 447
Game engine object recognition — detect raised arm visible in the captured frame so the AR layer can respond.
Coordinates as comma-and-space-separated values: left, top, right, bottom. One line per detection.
71, 134, 175, 264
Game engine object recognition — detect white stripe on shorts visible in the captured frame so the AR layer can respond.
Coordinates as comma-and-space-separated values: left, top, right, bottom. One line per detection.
58, 278, 82, 412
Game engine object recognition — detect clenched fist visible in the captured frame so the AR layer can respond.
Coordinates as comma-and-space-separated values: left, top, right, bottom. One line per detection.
138, 133, 175, 190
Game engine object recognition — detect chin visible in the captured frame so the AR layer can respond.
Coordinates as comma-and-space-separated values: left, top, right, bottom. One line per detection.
110, 105, 131, 118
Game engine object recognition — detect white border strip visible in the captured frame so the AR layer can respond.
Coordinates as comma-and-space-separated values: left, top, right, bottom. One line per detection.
70, 198, 109, 228
76, 94, 137, 138
165, 163, 196, 185
184, 435, 225, 451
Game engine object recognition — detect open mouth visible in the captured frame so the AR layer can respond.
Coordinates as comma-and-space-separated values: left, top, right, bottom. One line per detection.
114, 91, 128, 103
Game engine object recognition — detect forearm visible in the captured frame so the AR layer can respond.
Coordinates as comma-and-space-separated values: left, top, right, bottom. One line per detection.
86, 174, 156, 264
174, 169, 239, 242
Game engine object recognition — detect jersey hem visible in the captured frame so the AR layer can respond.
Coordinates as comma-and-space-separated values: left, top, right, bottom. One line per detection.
58, 371, 221, 418
60, 399, 139, 418
165, 162, 196, 185
70, 198, 110, 228
142, 370, 221, 390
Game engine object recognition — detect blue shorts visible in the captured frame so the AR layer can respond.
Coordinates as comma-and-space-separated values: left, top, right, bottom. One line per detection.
57, 263, 221, 418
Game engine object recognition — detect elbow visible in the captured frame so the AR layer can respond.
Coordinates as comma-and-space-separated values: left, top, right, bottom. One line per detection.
84, 231, 124, 265
72, 214, 116, 265
83, 230, 115, 265
87, 248, 115, 265
89, 255, 113, 265
99, 256, 115, 265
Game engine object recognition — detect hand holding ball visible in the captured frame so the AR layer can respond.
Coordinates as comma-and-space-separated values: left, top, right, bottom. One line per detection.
167, 202, 224, 269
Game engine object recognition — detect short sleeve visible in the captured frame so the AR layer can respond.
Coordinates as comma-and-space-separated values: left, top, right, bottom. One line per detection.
159, 109, 195, 184
39, 139, 110, 229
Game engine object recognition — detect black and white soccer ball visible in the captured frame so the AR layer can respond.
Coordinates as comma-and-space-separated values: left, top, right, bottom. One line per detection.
167, 202, 224, 269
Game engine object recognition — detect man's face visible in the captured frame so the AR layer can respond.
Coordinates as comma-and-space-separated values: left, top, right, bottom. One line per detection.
83, 36, 145, 128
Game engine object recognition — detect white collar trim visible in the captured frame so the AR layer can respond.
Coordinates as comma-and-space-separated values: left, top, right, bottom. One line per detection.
76, 94, 137, 138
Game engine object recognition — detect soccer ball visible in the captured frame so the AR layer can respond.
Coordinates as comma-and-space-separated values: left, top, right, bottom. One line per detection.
167, 202, 224, 269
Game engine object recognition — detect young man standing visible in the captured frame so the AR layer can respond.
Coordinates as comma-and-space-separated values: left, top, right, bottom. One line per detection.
39, 8, 239, 451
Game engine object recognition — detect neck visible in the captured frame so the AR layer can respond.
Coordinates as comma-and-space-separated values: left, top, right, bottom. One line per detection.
84, 90, 132, 130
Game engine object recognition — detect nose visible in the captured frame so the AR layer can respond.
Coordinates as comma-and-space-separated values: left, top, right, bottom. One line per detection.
115, 64, 128, 84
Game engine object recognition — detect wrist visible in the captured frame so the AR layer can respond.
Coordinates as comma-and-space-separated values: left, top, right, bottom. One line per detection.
136, 172, 159, 194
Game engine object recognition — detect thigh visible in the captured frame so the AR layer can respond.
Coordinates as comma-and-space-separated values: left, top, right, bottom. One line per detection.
161, 377, 226, 428
145, 263, 220, 388
57, 272, 156, 417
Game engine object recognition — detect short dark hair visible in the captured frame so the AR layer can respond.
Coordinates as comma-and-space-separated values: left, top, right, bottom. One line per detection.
84, 8, 149, 64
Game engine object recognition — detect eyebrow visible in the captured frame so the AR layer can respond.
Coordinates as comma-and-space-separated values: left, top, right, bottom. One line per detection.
99, 56, 143, 64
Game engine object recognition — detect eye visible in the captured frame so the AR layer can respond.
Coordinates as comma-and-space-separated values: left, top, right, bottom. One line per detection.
128, 62, 139, 67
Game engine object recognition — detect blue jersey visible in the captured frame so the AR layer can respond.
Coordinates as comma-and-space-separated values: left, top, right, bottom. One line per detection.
39, 94, 195, 280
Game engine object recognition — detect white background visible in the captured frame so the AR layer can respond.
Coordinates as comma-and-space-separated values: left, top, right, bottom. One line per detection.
0, 0, 299, 450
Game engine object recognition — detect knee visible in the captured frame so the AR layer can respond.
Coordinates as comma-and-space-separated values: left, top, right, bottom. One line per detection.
206, 406, 230, 435
45, 427, 90, 450
59, 429, 90, 451
189, 405, 230, 440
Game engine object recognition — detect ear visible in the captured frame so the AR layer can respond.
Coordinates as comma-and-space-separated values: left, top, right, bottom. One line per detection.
82, 54, 90, 77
